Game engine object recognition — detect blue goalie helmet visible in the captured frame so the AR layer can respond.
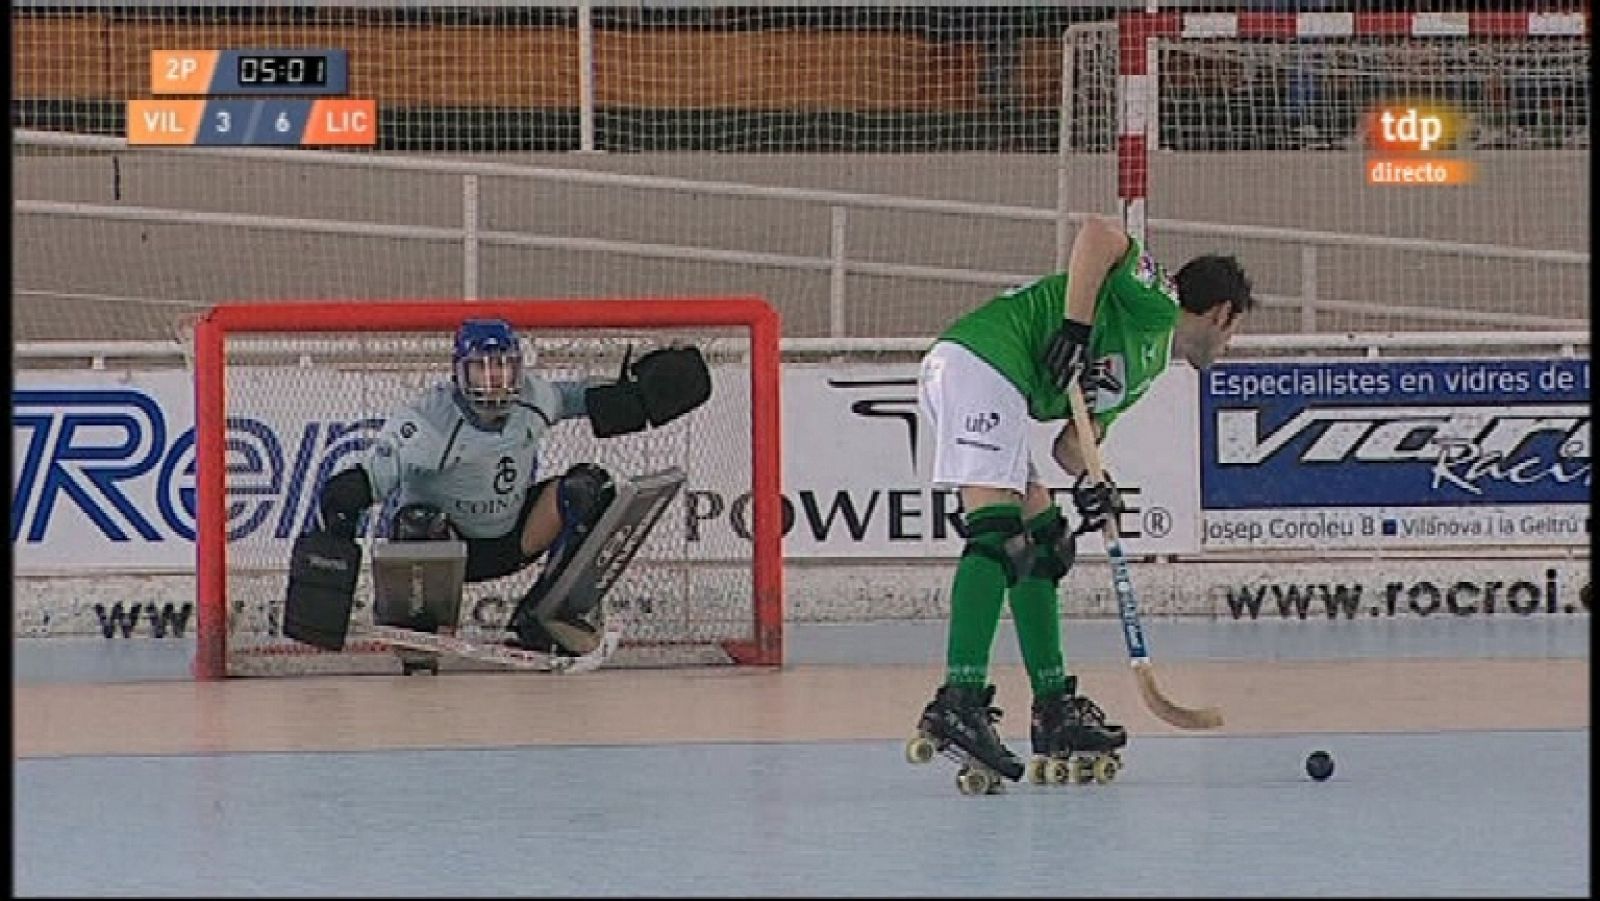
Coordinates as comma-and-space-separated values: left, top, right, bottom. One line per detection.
452, 318, 523, 420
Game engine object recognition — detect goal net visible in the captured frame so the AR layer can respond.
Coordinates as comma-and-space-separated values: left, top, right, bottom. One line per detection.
191, 298, 782, 678
1068, 9, 1590, 334
13, 4, 1100, 349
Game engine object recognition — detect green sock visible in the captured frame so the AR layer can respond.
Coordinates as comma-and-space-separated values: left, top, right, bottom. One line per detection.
1009, 509, 1069, 699
944, 503, 1021, 689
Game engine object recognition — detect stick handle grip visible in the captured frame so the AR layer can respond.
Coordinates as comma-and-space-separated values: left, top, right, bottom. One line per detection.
1065, 382, 1120, 547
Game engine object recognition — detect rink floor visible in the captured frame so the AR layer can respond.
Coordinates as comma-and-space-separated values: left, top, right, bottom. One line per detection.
14, 618, 1591, 897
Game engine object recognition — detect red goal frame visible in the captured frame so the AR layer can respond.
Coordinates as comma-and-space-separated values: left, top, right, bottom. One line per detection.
191, 297, 784, 679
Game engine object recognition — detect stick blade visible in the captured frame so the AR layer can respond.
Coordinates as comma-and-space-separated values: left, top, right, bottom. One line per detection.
1135, 665, 1224, 730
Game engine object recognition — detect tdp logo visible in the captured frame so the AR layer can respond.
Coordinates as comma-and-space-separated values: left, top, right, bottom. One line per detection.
1367, 105, 1463, 153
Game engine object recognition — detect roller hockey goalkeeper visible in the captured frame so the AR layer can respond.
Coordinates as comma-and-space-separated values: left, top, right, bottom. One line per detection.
279, 318, 710, 672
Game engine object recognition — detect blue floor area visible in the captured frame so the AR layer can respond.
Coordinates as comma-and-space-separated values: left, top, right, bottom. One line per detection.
16, 730, 1589, 897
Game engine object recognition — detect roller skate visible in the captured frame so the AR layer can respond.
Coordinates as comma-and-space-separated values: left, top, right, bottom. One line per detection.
1025, 675, 1127, 786
904, 684, 1026, 796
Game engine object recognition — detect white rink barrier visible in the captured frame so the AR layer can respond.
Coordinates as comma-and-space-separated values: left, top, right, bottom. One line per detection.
16, 554, 1589, 642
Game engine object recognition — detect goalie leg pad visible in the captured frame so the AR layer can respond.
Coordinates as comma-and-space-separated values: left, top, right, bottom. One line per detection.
371, 539, 468, 633
282, 530, 362, 651
632, 345, 711, 427
373, 503, 460, 631
507, 464, 616, 640
1024, 507, 1077, 585
506, 468, 683, 656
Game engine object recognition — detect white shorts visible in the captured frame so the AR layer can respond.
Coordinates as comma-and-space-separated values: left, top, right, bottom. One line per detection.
919, 341, 1039, 493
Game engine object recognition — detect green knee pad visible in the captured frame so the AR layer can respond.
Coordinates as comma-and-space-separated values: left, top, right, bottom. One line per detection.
1025, 507, 1077, 585
960, 507, 1030, 586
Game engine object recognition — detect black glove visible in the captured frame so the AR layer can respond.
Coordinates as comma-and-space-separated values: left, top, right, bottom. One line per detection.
1071, 471, 1125, 536
282, 528, 363, 651
1043, 319, 1095, 395
317, 467, 374, 541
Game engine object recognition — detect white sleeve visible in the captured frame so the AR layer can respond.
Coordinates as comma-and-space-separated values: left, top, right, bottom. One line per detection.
518, 374, 579, 423
364, 403, 447, 499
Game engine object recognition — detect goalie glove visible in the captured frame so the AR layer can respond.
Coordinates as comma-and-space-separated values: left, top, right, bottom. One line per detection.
632, 345, 711, 426
585, 345, 711, 438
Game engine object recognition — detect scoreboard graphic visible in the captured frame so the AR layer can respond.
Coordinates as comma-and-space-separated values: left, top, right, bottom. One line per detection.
129, 49, 375, 147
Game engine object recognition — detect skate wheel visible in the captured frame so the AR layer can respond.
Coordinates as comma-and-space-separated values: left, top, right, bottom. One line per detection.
956, 766, 992, 796
1069, 756, 1094, 785
1044, 758, 1072, 786
1091, 755, 1119, 783
1026, 757, 1047, 785
905, 737, 936, 765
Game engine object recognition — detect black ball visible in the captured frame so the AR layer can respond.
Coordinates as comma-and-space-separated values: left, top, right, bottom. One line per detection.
1306, 750, 1334, 781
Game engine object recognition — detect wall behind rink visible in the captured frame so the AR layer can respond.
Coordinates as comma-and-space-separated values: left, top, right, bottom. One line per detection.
13, 149, 1589, 341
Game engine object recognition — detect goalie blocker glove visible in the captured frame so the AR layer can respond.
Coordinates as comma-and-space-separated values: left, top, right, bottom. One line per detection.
282, 529, 363, 651
281, 466, 374, 651
586, 345, 712, 438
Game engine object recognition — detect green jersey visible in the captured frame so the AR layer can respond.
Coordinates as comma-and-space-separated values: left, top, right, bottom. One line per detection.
937, 238, 1180, 429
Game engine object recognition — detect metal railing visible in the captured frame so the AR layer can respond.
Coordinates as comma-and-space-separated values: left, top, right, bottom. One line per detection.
15, 130, 1591, 339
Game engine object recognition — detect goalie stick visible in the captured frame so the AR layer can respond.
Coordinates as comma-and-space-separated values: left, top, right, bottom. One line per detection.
368, 621, 625, 675
358, 469, 684, 675
1067, 383, 1224, 731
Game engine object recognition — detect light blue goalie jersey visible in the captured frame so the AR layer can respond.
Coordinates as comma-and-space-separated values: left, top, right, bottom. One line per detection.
362, 374, 588, 539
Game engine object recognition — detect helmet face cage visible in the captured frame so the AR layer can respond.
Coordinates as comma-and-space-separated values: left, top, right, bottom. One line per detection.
452, 320, 523, 418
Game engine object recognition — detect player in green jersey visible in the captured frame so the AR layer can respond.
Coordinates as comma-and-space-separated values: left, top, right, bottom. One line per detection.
908, 217, 1254, 787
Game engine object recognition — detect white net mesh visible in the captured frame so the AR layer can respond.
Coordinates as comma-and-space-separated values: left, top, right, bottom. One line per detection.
13, 5, 1102, 347
1151, 32, 1588, 334
1062, 11, 1590, 335
12, 4, 1593, 346
215, 324, 762, 675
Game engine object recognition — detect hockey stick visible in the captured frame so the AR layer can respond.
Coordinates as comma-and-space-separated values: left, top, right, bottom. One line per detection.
370, 620, 625, 675
1067, 383, 1223, 730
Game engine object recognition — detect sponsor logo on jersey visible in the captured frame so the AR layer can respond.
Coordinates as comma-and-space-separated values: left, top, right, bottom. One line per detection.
1133, 252, 1178, 300
963, 411, 1000, 434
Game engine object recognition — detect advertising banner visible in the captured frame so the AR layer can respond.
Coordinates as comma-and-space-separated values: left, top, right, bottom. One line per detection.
756, 362, 1199, 558
1200, 358, 1590, 549
13, 360, 1201, 574
13, 370, 199, 571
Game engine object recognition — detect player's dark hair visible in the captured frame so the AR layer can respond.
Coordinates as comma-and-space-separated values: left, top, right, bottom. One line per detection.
1175, 254, 1254, 324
